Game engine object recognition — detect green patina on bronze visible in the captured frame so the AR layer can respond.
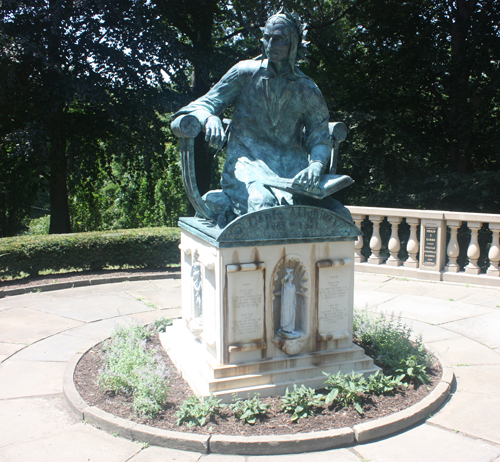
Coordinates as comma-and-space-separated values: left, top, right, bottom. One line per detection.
171, 9, 354, 230
179, 206, 360, 248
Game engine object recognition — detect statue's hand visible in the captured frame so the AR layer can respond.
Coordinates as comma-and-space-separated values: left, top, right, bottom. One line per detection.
205, 116, 226, 149
292, 162, 323, 191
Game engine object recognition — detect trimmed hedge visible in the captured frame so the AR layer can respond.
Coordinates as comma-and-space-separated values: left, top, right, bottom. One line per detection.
0, 227, 181, 279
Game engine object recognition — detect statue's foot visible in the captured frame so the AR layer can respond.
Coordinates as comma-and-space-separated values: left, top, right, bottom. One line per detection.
277, 328, 301, 339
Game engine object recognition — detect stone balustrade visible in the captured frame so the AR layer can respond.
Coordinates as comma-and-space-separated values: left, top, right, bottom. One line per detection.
347, 206, 500, 287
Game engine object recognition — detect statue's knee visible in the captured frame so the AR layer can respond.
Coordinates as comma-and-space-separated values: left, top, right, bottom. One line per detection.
247, 185, 277, 212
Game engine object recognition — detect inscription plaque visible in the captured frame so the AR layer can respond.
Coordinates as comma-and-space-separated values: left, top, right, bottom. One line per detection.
227, 265, 265, 346
423, 226, 438, 265
317, 264, 350, 336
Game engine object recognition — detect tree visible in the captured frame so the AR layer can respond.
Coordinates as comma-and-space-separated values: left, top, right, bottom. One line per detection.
0, 0, 181, 234
151, 0, 272, 196
285, 0, 500, 211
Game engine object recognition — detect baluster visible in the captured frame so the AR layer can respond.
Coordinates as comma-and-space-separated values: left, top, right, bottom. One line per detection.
465, 221, 481, 275
352, 214, 365, 263
405, 218, 419, 268
487, 223, 500, 277
386, 216, 402, 266
368, 215, 384, 264
445, 220, 461, 273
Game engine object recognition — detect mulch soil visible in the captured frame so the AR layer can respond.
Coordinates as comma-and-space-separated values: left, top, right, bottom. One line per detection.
4, 269, 442, 436
74, 330, 442, 437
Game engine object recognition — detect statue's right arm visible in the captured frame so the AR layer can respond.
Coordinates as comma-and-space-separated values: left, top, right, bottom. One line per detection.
173, 63, 246, 149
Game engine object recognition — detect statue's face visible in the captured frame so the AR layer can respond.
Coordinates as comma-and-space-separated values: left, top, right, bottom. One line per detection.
263, 22, 290, 64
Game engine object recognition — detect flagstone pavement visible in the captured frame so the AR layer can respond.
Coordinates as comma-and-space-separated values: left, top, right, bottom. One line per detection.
0, 273, 499, 462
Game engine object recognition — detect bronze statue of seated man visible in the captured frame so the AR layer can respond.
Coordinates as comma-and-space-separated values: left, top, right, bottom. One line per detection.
172, 9, 352, 227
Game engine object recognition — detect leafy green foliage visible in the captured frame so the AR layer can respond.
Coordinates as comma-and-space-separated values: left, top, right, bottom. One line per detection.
0, 227, 180, 279
230, 394, 270, 425
0, 132, 41, 236
176, 394, 224, 427
323, 369, 407, 414
97, 323, 169, 418
323, 371, 367, 414
153, 317, 173, 333
23, 216, 50, 236
0, 0, 185, 234
366, 371, 406, 395
69, 142, 188, 233
281, 384, 323, 422
284, 0, 500, 212
396, 356, 430, 385
354, 309, 430, 373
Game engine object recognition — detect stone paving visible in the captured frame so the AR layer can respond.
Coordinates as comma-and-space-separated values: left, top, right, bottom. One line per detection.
0, 274, 499, 462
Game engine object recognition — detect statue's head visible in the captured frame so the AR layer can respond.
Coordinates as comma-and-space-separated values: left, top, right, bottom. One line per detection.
261, 9, 308, 71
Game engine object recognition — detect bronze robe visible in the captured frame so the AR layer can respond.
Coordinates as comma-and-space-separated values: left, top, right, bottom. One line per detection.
174, 59, 332, 215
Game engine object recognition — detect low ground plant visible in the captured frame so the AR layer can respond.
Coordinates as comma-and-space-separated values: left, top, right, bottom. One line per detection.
323, 369, 408, 414
281, 384, 323, 422
0, 227, 180, 279
323, 371, 367, 414
396, 356, 430, 384
176, 394, 225, 427
153, 317, 173, 332
366, 370, 406, 394
230, 394, 270, 425
97, 322, 169, 418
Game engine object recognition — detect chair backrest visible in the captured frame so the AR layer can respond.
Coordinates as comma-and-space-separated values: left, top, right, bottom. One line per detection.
328, 122, 348, 175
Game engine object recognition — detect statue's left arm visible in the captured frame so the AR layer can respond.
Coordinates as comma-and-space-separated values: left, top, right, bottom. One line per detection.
292, 85, 332, 191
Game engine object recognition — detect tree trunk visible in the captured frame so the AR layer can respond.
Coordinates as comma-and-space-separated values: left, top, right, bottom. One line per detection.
446, 0, 478, 174
48, 125, 72, 234
191, 6, 217, 198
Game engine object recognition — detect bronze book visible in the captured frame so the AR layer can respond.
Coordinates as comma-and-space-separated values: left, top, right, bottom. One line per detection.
264, 174, 354, 200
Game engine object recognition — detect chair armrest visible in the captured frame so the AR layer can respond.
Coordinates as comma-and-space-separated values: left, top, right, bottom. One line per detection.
329, 122, 348, 142
171, 114, 202, 138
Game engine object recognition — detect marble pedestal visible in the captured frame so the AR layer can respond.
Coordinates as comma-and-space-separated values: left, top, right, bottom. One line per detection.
162, 206, 378, 401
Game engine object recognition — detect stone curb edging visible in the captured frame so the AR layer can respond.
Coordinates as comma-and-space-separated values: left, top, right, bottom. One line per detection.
0, 272, 181, 298
63, 344, 454, 455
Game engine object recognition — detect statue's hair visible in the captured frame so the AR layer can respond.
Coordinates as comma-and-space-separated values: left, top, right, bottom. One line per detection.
260, 8, 309, 72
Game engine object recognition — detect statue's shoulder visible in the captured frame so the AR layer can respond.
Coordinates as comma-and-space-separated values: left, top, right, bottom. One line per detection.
294, 67, 318, 87
293, 68, 325, 99
234, 59, 262, 75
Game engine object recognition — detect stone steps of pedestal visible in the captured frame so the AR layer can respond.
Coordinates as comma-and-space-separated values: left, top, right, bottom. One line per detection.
161, 324, 379, 402
211, 365, 380, 401
206, 356, 377, 393
210, 344, 369, 380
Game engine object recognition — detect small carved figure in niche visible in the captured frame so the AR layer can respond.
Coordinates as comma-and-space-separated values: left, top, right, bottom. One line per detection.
191, 260, 202, 328
278, 268, 300, 339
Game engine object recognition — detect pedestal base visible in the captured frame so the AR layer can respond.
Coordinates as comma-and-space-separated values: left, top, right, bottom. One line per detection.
162, 320, 377, 402
169, 206, 378, 400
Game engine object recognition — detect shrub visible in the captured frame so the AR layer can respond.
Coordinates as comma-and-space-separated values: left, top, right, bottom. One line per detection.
353, 308, 430, 373
23, 215, 50, 235
366, 370, 406, 394
97, 322, 170, 418
0, 226, 180, 279
323, 370, 407, 414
